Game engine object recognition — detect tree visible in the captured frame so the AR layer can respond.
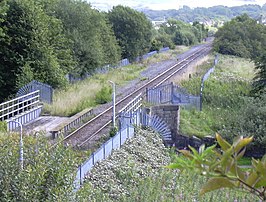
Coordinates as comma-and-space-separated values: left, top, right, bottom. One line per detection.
214, 14, 265, 59
0, 0, 8, 38
168, 134, 266, 201
108, 5, 152, 61
0, 0, 74, 102
252, 52, 266, 94
213, 14, 266, 94
158, 19, 204, 46
46, 0, 121, 76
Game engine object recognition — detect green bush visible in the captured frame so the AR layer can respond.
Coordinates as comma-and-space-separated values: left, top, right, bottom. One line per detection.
0, 134, 78, 201
95, 85, 112, 104
109, 126, 118, 137
0, 121, 7, 132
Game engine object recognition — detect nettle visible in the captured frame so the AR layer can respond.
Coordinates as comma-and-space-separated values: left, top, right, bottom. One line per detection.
168, 134, 266, 201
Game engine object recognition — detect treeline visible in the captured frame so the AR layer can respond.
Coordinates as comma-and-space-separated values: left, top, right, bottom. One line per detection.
0, 0, 207, 102
142, 4, 266, 23
213, 14, 266, 94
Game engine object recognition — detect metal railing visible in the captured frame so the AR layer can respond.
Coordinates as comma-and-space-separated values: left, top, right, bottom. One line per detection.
0, 91, 40, 121
74, 94, 143, 190
146, 83, 200, 109
74, 125, 135, 191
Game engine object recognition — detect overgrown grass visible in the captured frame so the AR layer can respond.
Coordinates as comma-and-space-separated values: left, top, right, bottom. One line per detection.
43, 47, 186, 117
179, 54, 255, 138
43, 64, 145, 116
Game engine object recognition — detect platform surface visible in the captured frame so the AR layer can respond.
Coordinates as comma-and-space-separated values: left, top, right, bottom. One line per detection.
23, 116, 69, 136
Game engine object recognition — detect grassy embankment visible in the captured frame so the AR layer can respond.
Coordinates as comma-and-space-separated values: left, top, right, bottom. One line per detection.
43, 46, 189, 117
76, 128, 253, 201
178, 54, 255, 138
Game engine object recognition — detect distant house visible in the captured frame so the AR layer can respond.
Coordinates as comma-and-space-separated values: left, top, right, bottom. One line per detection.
151, 17, 166, 29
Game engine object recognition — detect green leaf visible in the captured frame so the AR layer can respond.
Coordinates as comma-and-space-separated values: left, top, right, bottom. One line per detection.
200, 177, 236, 196
255, 161, 266, 174
233, 136, 253, 154
229, 163, 245, 181
220, 147, 233, 171
166, 163, 181, 169
236, 147, 246, 160
178, 149, 193, 159
246, 171, 259, 187
216, 133, 231, 151
199, 144, 205, 154
255, 176, 266, 188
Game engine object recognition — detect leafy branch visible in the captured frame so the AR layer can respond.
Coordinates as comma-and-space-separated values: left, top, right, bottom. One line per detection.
167, 133, 266, 201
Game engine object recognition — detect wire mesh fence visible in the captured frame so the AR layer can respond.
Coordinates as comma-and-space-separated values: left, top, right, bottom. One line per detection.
16, 80, 53, 104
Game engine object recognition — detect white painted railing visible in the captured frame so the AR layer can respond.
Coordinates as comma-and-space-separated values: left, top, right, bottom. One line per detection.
0, 90, 40, 121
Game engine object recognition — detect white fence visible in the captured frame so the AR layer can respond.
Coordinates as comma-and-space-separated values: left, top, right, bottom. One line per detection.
0, 91, 42, 130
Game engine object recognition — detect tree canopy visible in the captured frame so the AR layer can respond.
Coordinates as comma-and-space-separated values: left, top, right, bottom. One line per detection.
47, 0, 121, 76
0, 0, 121, 101
0, 0, 75, 101
108, 5, 153, 61
156, 19, 208, 47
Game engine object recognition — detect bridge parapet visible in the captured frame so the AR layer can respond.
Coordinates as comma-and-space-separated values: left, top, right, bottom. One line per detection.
0, 91, 42, 131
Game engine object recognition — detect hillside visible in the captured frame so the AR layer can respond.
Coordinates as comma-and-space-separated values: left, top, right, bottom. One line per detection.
140, 4, 266, 23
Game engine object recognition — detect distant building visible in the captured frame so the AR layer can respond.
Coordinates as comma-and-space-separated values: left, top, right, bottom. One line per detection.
151, 16, 166, 29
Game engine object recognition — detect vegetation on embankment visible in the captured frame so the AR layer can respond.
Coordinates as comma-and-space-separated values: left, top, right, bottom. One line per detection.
179, 54, 266, 154
0, 0, 205, 103
43, 48, 186, 117
214, 14, 266, 94
0, 133, 79, 201
77, 128, 253, 201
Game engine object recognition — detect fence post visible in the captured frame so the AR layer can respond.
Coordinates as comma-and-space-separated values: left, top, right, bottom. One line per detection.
79, 165, 82, 185
200, 78, 204, 111
103, 143, 106, 159
127, 125, 129, 138
120, 126, 122, 147
146, 88, 149, 102
171, 82, 174, 104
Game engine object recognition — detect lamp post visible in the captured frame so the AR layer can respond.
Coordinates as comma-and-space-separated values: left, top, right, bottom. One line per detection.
108, 80, 116, 128
9, 120, 23, 170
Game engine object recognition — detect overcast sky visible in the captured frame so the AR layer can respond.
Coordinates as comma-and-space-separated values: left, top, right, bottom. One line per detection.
89, 0, 265, 11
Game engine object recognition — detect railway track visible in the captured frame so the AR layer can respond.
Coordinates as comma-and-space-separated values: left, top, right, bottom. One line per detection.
53, 42, 212, 149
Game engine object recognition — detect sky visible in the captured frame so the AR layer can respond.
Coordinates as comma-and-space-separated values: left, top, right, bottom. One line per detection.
89, 0, 265, 11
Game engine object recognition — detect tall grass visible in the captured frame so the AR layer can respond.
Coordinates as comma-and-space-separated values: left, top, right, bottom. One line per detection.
179, 54, 255, 138
43, 64, 145, 116
43, 47, 188, 117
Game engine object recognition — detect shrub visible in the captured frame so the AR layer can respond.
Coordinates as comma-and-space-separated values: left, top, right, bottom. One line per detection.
95, 85, 112, 104
0, 121, 7, 132
109, 126, 118, 137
